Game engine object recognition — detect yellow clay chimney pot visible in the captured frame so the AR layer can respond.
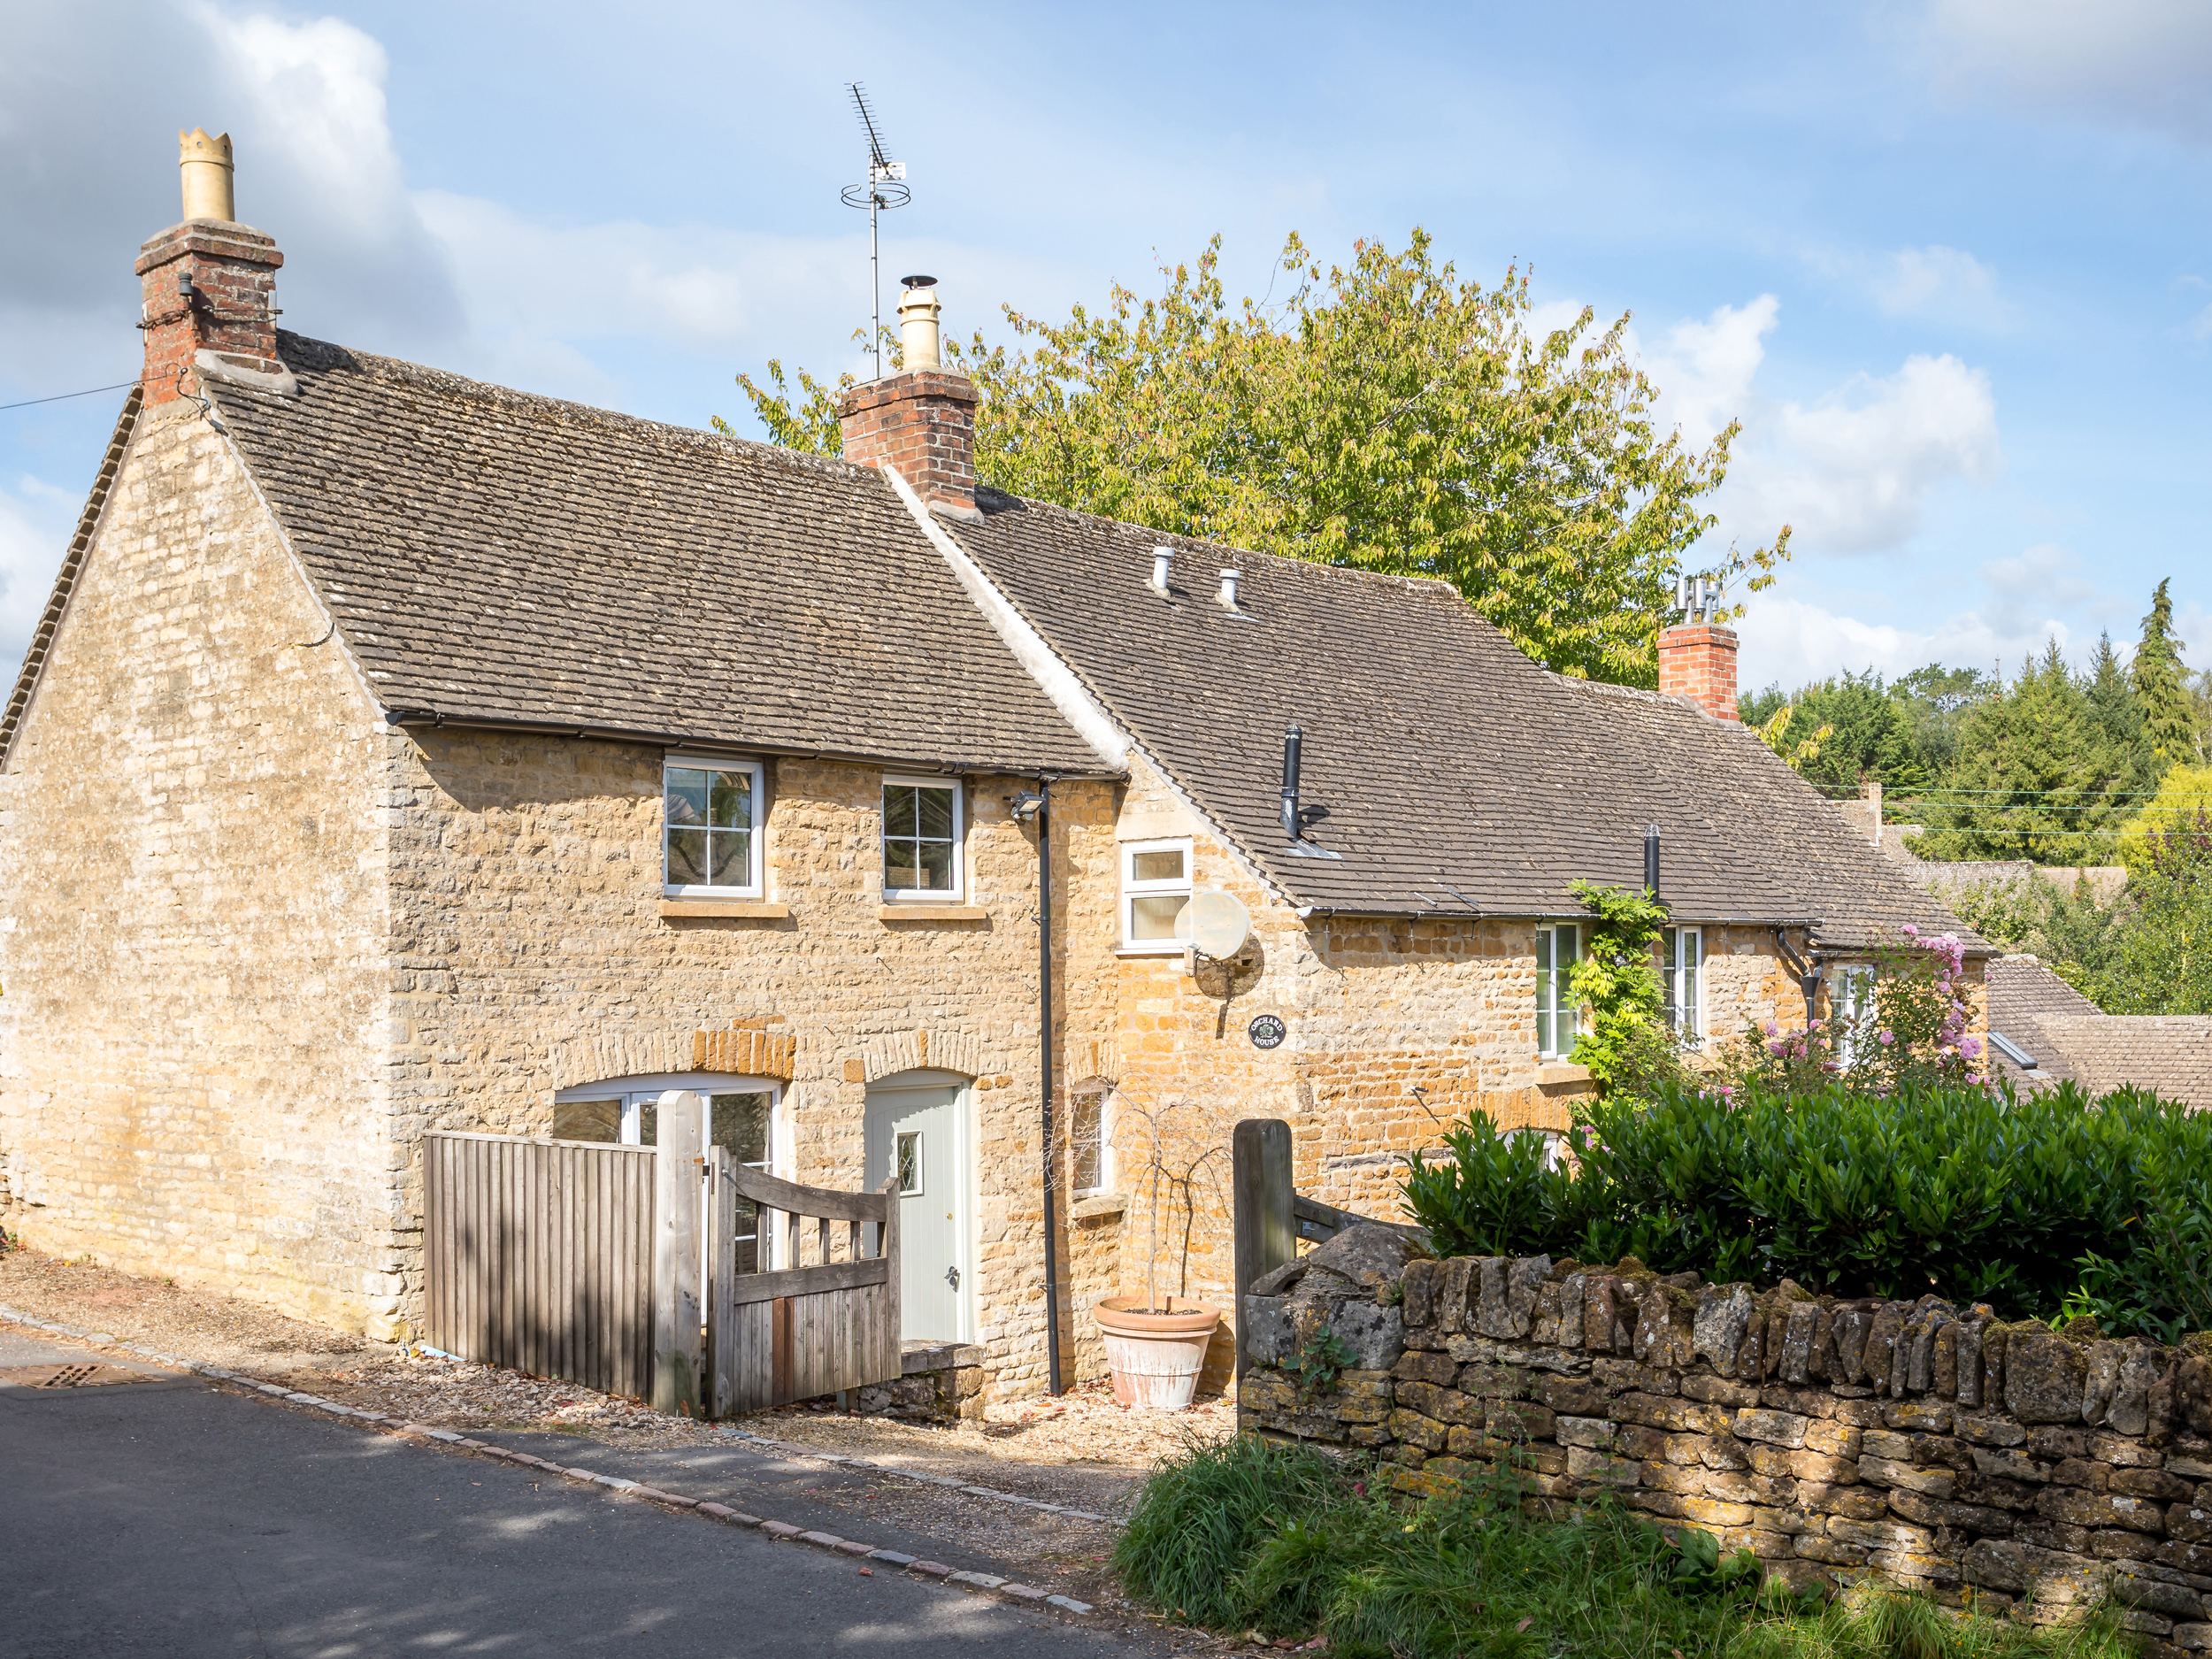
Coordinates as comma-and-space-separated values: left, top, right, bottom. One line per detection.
179, 127, 236, 223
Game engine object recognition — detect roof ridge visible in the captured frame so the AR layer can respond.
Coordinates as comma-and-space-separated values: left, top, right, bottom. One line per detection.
270, 331, 867, 487
974, 487, 1468, 606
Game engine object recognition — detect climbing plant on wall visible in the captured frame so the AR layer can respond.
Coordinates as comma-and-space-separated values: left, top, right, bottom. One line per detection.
1565, 879, 1683, 1096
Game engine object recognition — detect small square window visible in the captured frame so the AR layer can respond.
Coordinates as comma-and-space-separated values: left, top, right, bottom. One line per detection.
1121, 838, 1194, 950
664, 757, 764, 896
883, 779, 964, 899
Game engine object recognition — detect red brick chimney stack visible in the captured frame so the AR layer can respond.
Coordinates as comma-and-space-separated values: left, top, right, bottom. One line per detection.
136, 129, 286, 407
1657, 621, 1740, 722
836, 279, 979, 516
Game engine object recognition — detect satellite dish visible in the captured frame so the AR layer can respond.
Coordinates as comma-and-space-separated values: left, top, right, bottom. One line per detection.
1177, 891, 1251, 960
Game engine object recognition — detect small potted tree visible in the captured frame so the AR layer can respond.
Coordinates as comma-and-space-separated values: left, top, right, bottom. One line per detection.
1092, 1099, 1225, 1409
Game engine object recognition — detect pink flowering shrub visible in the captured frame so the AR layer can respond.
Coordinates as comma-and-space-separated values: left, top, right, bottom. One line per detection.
1721, 926, 1986, 1094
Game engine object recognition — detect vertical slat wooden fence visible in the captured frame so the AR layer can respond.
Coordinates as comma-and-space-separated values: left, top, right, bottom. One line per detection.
422, 1131, 656, 1400
423, 1105, 906, 1417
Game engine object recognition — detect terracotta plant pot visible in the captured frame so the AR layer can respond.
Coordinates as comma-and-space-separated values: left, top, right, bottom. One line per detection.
1093, 1294, 1222, 1411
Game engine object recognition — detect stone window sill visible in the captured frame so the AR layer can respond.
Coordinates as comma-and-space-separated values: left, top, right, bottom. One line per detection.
1114, 944, 1187, 958
1535, 1063, 1594, 1087
660, 899, 790, 920
878, 903, 987, 923
1070, 1193, 1126, 1221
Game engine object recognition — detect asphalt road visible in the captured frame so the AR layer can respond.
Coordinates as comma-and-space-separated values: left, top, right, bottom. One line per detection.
1, 1329, 1148, 1658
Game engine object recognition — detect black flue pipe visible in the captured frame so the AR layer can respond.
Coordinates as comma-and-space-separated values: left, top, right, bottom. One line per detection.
1279, 725, 1303, 842
1643, 823, 1661, 896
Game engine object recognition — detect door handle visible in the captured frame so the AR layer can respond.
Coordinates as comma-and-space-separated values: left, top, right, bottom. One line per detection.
945, 1265, 960, 1291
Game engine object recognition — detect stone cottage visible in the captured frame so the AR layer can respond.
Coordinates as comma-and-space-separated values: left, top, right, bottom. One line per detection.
0, 135, 1981, 1399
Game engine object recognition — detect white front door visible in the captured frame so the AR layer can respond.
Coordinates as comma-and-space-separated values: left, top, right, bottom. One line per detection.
863, 1078, 969, 1343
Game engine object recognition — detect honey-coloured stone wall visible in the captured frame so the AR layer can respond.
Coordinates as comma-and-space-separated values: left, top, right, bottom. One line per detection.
380, 730, 1118, 1398
1241, 1231, 2212, 1650
0, 403, 392, 1329
1057, 754, 1968, 1398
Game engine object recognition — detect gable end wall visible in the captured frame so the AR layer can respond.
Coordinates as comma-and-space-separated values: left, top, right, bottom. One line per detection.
0, 403, 393, 1332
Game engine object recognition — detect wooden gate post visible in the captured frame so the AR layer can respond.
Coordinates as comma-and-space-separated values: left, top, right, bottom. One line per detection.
652, 1089, 705, 1417
1232, 1118, 1294, 1382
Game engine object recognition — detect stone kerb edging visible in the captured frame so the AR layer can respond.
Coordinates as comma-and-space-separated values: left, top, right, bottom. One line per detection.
0, 1304, 1097, 1619
1239, 1230, 2212, 1652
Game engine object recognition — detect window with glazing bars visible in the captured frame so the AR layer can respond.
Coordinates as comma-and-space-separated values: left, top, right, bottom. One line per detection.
1536, 923, 1580, 1058
1662, 926, 1703, 1041
664, 758, 763, 894
883, 780, 962, 898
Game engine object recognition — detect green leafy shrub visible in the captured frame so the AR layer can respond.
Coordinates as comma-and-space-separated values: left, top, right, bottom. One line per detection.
1115, 1436, 2131, 1659
1400, 1079, 2212, 1336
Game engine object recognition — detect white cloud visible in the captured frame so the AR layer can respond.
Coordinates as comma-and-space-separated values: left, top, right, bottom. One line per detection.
1640, 296, 2002, 557
1916, 0, 2212, 142
1876, 244, 2003, 324
1737, 590, 2073, 689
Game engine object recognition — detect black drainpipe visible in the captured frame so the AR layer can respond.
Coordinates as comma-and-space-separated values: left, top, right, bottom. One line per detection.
1643, 824, 1661, 897
1279, 725, 1302, 841
1771, 926, 1822, 1027
1035, 778, 1064, 1396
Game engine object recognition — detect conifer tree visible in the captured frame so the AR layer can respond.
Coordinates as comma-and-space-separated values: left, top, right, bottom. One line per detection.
1781, 671, 1927, 795
1913, 641, 2131, 864
2133, 579, 2199, 764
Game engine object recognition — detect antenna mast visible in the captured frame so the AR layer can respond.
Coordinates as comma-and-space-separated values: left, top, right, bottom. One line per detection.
840, 82, 910, 381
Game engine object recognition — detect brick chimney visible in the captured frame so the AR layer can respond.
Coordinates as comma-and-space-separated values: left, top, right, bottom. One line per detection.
1657, 621, 1740, 722
135, 129, 287, 406
837, 279, 979, 516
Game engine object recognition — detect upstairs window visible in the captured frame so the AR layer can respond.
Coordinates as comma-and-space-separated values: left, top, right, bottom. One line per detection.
664, 757, 764, 895
1121, 839, 1193, 949
883, 779, 964, 901
1536, 923, 1581, 1058
1663, 926, 1703, 1042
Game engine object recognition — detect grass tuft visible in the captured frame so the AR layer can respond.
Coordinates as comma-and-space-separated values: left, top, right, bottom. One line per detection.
1113, 1437, 2137, 1659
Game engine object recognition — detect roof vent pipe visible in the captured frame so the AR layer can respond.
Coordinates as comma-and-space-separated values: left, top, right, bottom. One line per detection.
1150, 547, 1171, 592
1280, 725, 1302, 842
1218, 569, 1241, 609
1644, 823, 1661, 896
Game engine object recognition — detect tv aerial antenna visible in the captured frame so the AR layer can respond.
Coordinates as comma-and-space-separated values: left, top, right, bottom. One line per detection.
840, 82, 910, 381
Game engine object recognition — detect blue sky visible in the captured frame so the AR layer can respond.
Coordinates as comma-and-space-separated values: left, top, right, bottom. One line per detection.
3, 0, 2207, 697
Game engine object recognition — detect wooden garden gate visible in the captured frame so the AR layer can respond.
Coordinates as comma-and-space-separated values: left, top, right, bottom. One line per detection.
705, 1153, 900, 1415
421, 1091, 902, 1417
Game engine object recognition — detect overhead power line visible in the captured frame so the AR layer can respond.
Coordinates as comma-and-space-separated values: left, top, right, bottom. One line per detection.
0, 379, 142, 412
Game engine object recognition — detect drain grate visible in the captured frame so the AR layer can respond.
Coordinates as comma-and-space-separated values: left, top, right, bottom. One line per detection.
0, 1363, 162, 1389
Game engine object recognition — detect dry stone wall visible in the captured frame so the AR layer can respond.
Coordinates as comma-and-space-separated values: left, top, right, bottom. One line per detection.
1242, 1229, 2212, 1650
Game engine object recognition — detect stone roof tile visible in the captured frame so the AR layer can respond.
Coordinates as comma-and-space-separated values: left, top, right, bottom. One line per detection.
949, 488, 1980, 944
198, 334, 1113, 778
